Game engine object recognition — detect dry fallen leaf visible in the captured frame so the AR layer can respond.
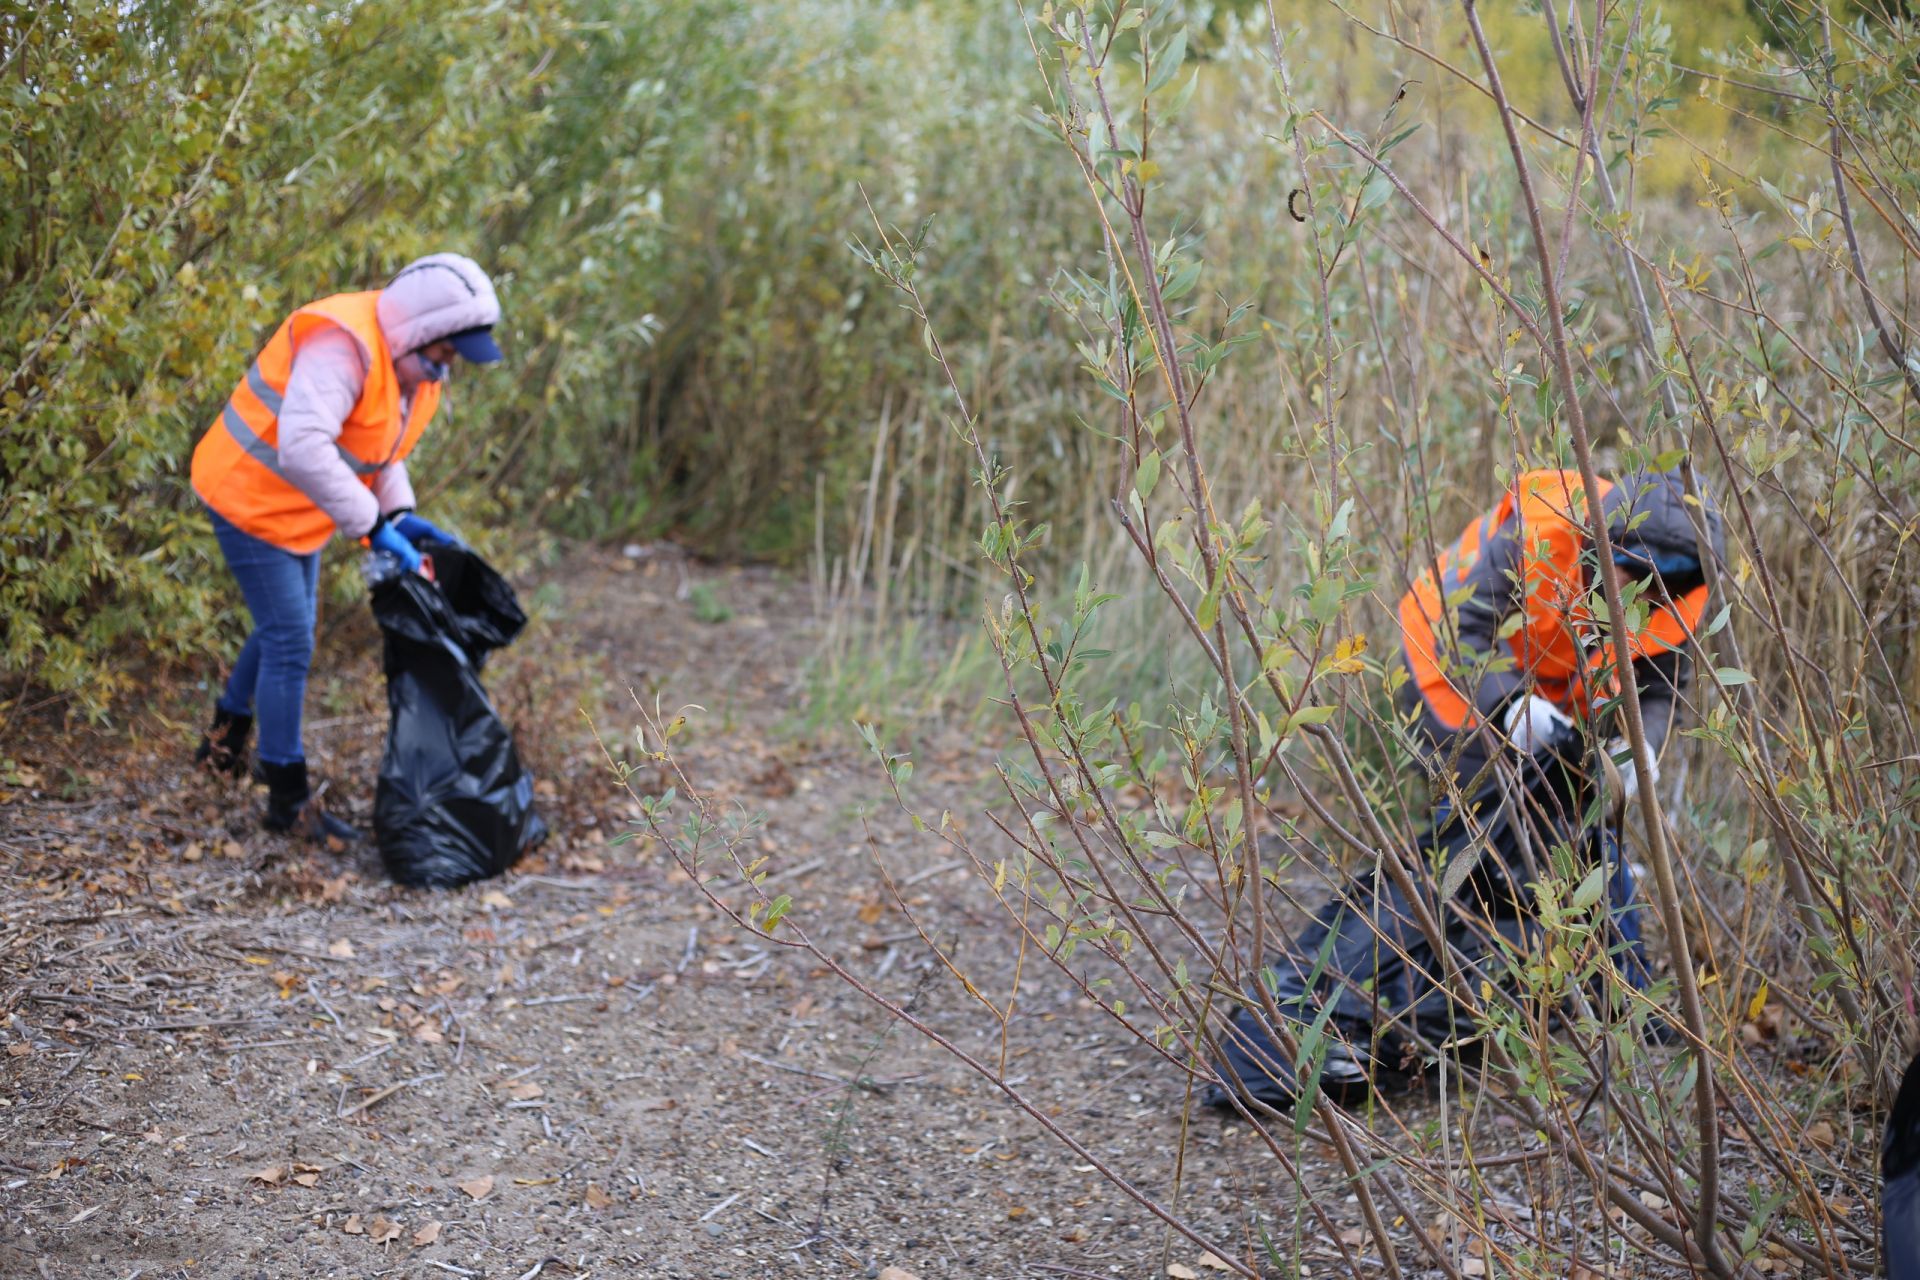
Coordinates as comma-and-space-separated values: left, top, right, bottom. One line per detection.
247, 1165, 285, 1186
327, 938, 356, 959
584, 1183, 615, 1210
459, 1175, 495, 1201
507, 1081, 544, 1101
220, 838, 246, 860
291, 1171, 320, 1188
342, 1213, 365, 1235
1460, 1259, 1488, 1278
480, 890, 514, 909
1197, 1253, 1232, 1272
1806, 1119, 1837, 1148
1167, 1265, 1200, 1280
633, 1096, 675, 1113
369, 1216, 401, 1245
877, 1269, 923, 1280
413, 1220, 442, 1246
1638, 1190, 1671, 1212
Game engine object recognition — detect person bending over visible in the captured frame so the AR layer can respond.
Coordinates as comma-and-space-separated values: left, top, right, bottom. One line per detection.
1208, 467, 1724, 1112
189, 253, 504, 842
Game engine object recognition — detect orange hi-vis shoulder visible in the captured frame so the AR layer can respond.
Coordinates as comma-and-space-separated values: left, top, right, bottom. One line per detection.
1397, 469, 1709, 731
191, 292, 440, 554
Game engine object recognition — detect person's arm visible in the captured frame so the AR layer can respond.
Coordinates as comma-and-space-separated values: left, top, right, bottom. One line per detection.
276, 328, 381, 537
370, 458, 416, 517
1436, 522, 1529, 724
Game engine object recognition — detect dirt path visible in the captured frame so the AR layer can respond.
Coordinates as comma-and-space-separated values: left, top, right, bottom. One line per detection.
3, 546, 1399, 1280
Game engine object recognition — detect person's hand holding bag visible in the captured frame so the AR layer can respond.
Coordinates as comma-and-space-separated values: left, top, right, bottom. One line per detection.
391, 510, 459, 548
367, 514, 423, 574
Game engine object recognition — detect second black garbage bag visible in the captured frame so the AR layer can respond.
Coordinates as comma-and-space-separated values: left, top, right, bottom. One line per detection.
369, 540, 547, 888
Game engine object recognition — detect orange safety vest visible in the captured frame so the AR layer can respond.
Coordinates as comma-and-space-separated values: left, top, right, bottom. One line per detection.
1398, 469, 1708, 731
191, 292, 440, 554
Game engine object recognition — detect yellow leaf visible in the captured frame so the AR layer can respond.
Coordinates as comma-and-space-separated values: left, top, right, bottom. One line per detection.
1327, 633, 1368, 673
1747, 980, 1769, 1022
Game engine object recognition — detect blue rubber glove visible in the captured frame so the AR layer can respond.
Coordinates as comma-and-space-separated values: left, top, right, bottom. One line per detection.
392, 511, 458, 547
368, 518, 423, 573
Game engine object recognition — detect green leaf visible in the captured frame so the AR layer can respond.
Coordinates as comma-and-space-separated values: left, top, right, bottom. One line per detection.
1145, 27, 1188, 97
1195, 586, 1220, 631
1134, 449, 1162, 500
1161, 258, 1202, 301
1571, 864, 1607, 911
1281, 704, 1336, 736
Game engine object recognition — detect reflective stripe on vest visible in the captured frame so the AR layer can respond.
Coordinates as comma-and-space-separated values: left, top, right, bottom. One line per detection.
224, 361, 389, 479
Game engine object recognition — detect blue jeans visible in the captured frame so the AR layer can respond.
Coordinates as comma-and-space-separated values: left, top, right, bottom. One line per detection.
208, 508, 320, 766
1600, 825, 1653, 991
1430, 797, 1652, 991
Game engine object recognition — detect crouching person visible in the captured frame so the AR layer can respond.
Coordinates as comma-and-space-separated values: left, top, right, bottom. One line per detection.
1207, 469, 1724, 1112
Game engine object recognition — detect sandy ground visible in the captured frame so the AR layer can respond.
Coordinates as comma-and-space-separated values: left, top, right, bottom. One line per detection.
4, 545, 1822, 1280
2, 547, 1399, 1280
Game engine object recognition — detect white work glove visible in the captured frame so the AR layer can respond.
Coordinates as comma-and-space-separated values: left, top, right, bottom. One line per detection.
1605, 737, 1659, 801
1503, 695, 1573, 754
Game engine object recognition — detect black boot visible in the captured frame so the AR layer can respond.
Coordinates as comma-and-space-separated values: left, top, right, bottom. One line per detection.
194, 708, 254, 779
1204, 1032, 1373, 1114
259, 759, 360, 847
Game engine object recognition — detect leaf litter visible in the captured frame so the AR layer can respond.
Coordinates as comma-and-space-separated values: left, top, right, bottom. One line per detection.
0, 550, 1669, 1277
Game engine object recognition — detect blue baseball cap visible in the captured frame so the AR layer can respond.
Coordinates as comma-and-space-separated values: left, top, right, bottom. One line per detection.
444, 325, 503, 365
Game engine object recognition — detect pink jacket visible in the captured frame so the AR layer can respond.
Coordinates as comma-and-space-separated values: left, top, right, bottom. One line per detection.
276, 252, 501, 538
277, 330, 416, 537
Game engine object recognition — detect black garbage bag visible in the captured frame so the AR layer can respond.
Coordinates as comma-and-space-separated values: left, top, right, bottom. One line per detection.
370, 541, 547, 888
1210, 746, 1648, 1108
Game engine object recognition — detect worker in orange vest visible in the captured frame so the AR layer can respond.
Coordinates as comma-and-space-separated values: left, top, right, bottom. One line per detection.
1396, 467, 1723, 803
189, 253, 503, 842
1207, 468, 1726, 1112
